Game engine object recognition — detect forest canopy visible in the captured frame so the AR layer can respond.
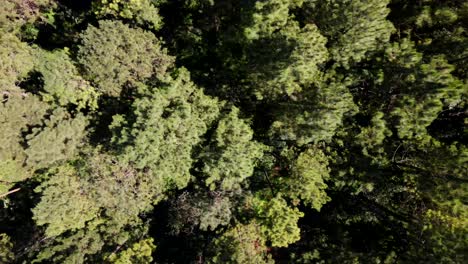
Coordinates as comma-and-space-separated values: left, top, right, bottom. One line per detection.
0, 0, 467, 263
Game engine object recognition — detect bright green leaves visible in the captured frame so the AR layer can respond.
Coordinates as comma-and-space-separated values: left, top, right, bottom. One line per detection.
252, 194, 304, 247
32, 165, 99, 237
201, 107, 266, 191
244, 0, 306, 40
25, 108, 88, 168
32, 153, 160, 262
78, 20, 174, 96
0, 233, 14, 263
245, 11, 328, 99
0, 33, 35, 90
93, 0, 163, 30
305, 0, 395, 67
108, 238, 156, 264
33, 219, 107, 263
279, 147, 330, 210
34, 49, 98, 109
390, 55, 464, 142
82, 153, 161, 224
207, 222, 273, 264
0, 0, 56, 34
244, 0, 293, 40
111, 68, 221, 190
241, 0, 329, 99
0, 94, 47, 191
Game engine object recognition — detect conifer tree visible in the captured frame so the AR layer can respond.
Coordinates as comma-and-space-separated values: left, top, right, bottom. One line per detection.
0, 33, 35, 91
93, 0, 163, 30
34, 49, 99, 109
78, 20, 174, 96
0, 233, 14, 263
111, 68, 221, 190
207, 222, 273, 264
303, 0, 395, 68
201, 107, 266, 191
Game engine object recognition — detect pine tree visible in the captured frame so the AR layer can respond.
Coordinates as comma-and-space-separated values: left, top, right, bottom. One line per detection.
201, 107, 266, 191
32, 152, 160, 263
25, 108, 88, 168
32, 165, 99, 237
276, 146, 331, 210
269, 71, 357, 145
107, 238, 156, 264
111, 68, 222, 190
78, 20, 174, 96
251, 194, 304, 247
34, 49, 99, 109
207, 222, 273, 264
0, 33, 35, 91
0, 233, 14, 263
169, 190, 233, 234
303, 0, 395, 68
0, 94, 48, 192
92, 0, 163, 30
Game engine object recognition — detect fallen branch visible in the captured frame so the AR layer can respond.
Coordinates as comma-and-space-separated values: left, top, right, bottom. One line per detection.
0, 188, 21, 199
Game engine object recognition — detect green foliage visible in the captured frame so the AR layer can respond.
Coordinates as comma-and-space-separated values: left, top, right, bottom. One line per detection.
93, 0, 163, 29
244, 0, 302, 40
111, 68, 221, 190
250, 23, 328, 99
33, 219, 106, 263
0, 233, 14, 263
32, 165, 99, 237
390, 55, 464, 142
0, 159, 26, 193
0, 33, 35, 90
25, 108, 88, 168
169, 190, 233, 233
32, 152, 160, 262
278, 146, 330, 210
1, 1, 467, 263
108, 238, 156, 264
0, 91, 88, 194
34, 49, 99, 109
270, 72, 357, 145
82, 152, 162, 225
0, 0, 56, 33
207, 222, 273, 264
78, 20, 174, 96
355, 112, 392, 158
252, 194, 304, 247
201, 107, 266, 191
0, 94, 48, 191
0, 94, 47, 163
244, 11, 328, 99
304, 0, 395, 67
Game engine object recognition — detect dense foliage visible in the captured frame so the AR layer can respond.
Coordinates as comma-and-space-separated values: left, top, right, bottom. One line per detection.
0, 0, 466, 263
